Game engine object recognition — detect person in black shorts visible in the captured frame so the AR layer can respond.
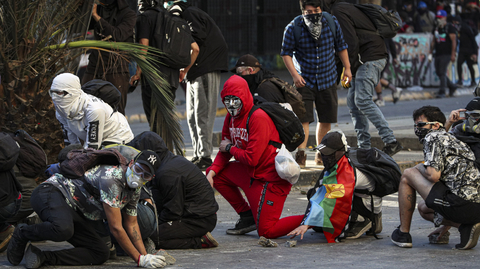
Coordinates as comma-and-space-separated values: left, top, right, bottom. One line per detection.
391, 105, 480, 250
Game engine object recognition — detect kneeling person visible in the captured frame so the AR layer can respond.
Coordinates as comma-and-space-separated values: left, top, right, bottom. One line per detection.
7, 150, 167, 268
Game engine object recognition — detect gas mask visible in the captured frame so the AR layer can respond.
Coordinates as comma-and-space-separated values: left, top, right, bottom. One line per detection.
224, 95, 243, 117
466, 110, 480, 132
125, 163, 153, 189
303, 13, 323, 41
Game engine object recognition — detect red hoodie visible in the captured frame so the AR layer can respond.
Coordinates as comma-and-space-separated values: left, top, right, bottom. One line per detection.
207, 75, 282, 182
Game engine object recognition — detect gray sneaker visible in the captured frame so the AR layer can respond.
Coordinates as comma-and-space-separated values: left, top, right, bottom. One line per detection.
24, 244, 45, 269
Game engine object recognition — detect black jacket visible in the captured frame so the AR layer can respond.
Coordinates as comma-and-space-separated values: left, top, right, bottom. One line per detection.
174, 2, 228, 80
331, 2, 388, 74
86, 0, 136, 75
459, 22, 479, 55
0, 132, 22, 208
246, 69, 286, 103
128, 131, 218, 223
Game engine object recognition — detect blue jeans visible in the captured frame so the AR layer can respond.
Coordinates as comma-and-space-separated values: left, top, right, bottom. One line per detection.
347, 58, 395, 148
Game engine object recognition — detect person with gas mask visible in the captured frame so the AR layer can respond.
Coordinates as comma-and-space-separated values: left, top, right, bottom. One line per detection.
82, 0, 136, 115
281, 0, 352, 168
391, 105, 480, 250
429, 9, 458, 98
287, 130, 385, 241
50, 73, 134, 150
7, 150, 169, 268
206, 75, 304, 239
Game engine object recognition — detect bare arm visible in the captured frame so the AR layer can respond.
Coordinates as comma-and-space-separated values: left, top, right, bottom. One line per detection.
415, 163, 441, 183
180, 42, 200, 82
103, 203, 145, 263
281, 55, 305, 88
445, 109, 466, 131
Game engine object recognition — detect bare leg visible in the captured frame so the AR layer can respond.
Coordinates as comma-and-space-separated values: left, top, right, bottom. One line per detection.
298, 122, 309, 149
398, 166, 435, 233
316, 122, 331, 146
418, 200, 460, 228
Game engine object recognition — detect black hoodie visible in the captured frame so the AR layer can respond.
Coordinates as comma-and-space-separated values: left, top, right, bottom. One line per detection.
128, 131, 218, 222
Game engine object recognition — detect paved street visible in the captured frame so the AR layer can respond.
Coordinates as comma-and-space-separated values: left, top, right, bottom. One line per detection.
2, 73, 480, 268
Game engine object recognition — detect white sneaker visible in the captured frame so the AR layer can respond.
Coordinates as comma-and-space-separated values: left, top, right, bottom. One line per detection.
392, 87, 403, 104
374, 99, 385, 107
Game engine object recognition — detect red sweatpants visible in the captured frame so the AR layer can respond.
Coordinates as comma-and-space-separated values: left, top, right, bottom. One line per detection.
213, 162, 304, 239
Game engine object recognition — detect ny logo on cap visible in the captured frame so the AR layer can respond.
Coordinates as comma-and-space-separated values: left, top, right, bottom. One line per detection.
148, 155, 157, 165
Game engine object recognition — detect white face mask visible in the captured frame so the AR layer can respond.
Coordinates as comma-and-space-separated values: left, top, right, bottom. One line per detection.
126, 167, 144, 188
223, 95, 243, 117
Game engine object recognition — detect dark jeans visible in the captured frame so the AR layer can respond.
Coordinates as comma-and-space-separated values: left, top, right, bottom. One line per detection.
434, 55, 455, 94
0, 195, 21, 231
457, 52, 476, 85
24, 184, 109, 266
140, 77, 176, 127
156, 214, 217, 249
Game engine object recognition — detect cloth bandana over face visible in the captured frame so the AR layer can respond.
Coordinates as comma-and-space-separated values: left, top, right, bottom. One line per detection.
303, 13, 323, 44
50, 73, 88, 121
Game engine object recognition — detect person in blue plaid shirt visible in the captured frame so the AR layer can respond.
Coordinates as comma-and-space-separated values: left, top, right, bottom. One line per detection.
281, 0, 352, 168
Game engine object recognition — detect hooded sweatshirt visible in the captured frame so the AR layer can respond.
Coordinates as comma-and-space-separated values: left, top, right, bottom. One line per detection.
208, 75, 282, 182
128, 131, 218, 222
51, 73, 133, 149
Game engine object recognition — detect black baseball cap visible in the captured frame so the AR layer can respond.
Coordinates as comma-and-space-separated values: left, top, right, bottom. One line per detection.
230, 54, 262, 73
317, 131, 348, 155
134, 150, 160, 174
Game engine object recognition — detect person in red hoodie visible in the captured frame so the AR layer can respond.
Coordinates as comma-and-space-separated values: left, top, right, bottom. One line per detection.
206, 75, 303, 239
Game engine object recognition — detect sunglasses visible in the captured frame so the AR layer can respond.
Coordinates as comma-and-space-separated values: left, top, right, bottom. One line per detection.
414, 121, 440, 128
132, 163, 153, 181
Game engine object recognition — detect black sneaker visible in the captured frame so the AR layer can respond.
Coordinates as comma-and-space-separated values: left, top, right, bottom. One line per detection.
195, 157, 212, 171
449, 85, 458, 97
191, 156, 199, 163
455, 223, 480, 250
7, 223, 29, 266
383, 141, 403, 157
346, 219, 372, 239
24, 244, 45, 269
226, 211, 256, 235
391, 228, 412, 248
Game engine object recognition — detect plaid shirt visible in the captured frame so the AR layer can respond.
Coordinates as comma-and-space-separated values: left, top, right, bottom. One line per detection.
281, 15, 348, 91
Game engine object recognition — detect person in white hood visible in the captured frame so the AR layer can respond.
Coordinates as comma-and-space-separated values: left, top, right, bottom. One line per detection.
50, 73, 134, 149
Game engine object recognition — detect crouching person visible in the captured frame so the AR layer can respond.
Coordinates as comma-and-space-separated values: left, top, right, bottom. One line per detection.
206, 75, 304, 239
288, 130, 400, 242
7, 150, 167, 268
392, 106, 480, 249
128, 131, 219, 249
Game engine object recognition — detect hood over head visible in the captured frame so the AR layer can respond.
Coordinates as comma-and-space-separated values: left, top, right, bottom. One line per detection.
221, 75, 254, 119
128, 131, 171, 164
50, 73, 88, 121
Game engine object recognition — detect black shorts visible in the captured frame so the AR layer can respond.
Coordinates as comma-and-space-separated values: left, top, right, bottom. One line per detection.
426, 181, 480, 225
296, 85, 338, 123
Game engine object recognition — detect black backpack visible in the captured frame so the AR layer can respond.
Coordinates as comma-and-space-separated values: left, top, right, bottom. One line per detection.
153, 8, 192, 69
9, 130, 48, 178
246, 96, 305, 152
81, 79, 121, 111
260, 77, 306, 120
354, 4, 402, 38
347, 147, 401, 197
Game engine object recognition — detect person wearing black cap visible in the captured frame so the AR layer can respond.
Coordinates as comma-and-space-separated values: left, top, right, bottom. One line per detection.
7, 150, 168, 268
288, 130, 384, 241
230, 54, 286, 104
392, 106, 480, 250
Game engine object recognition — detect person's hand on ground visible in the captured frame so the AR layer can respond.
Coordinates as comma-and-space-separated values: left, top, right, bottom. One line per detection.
138, 254, 166, 268
287, 225, 309, 240
428, 225, 451, 238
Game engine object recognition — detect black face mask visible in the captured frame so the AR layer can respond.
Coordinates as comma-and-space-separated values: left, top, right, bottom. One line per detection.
414, 128, 431, 143
240, 74, 259, 93
321, 152, 341, 170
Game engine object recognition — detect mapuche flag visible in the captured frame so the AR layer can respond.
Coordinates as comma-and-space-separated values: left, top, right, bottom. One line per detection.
303, 155, 355, 243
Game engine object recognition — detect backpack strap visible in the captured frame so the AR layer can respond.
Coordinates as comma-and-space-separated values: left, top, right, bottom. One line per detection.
323, 12, 336, 40
246, 106, 281, 149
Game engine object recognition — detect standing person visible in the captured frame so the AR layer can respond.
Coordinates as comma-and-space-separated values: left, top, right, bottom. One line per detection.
82, 0, 136, 115
7, 150, 168, 268
374, 37, 402, 107
392, 106, 480, 250
206, 75, 304, 238
165, 0, 229, 170
281, 0, 352, 167
50, 73, 134, 149
453, 16, 478, 88
430, 9, 458, 98
129, 131, 219, 249
326, 1, 403, 156
416, 1, 437, 33
129, 0, 199, 150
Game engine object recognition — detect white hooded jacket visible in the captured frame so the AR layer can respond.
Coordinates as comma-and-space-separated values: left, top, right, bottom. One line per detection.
51, 73, 133, 149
